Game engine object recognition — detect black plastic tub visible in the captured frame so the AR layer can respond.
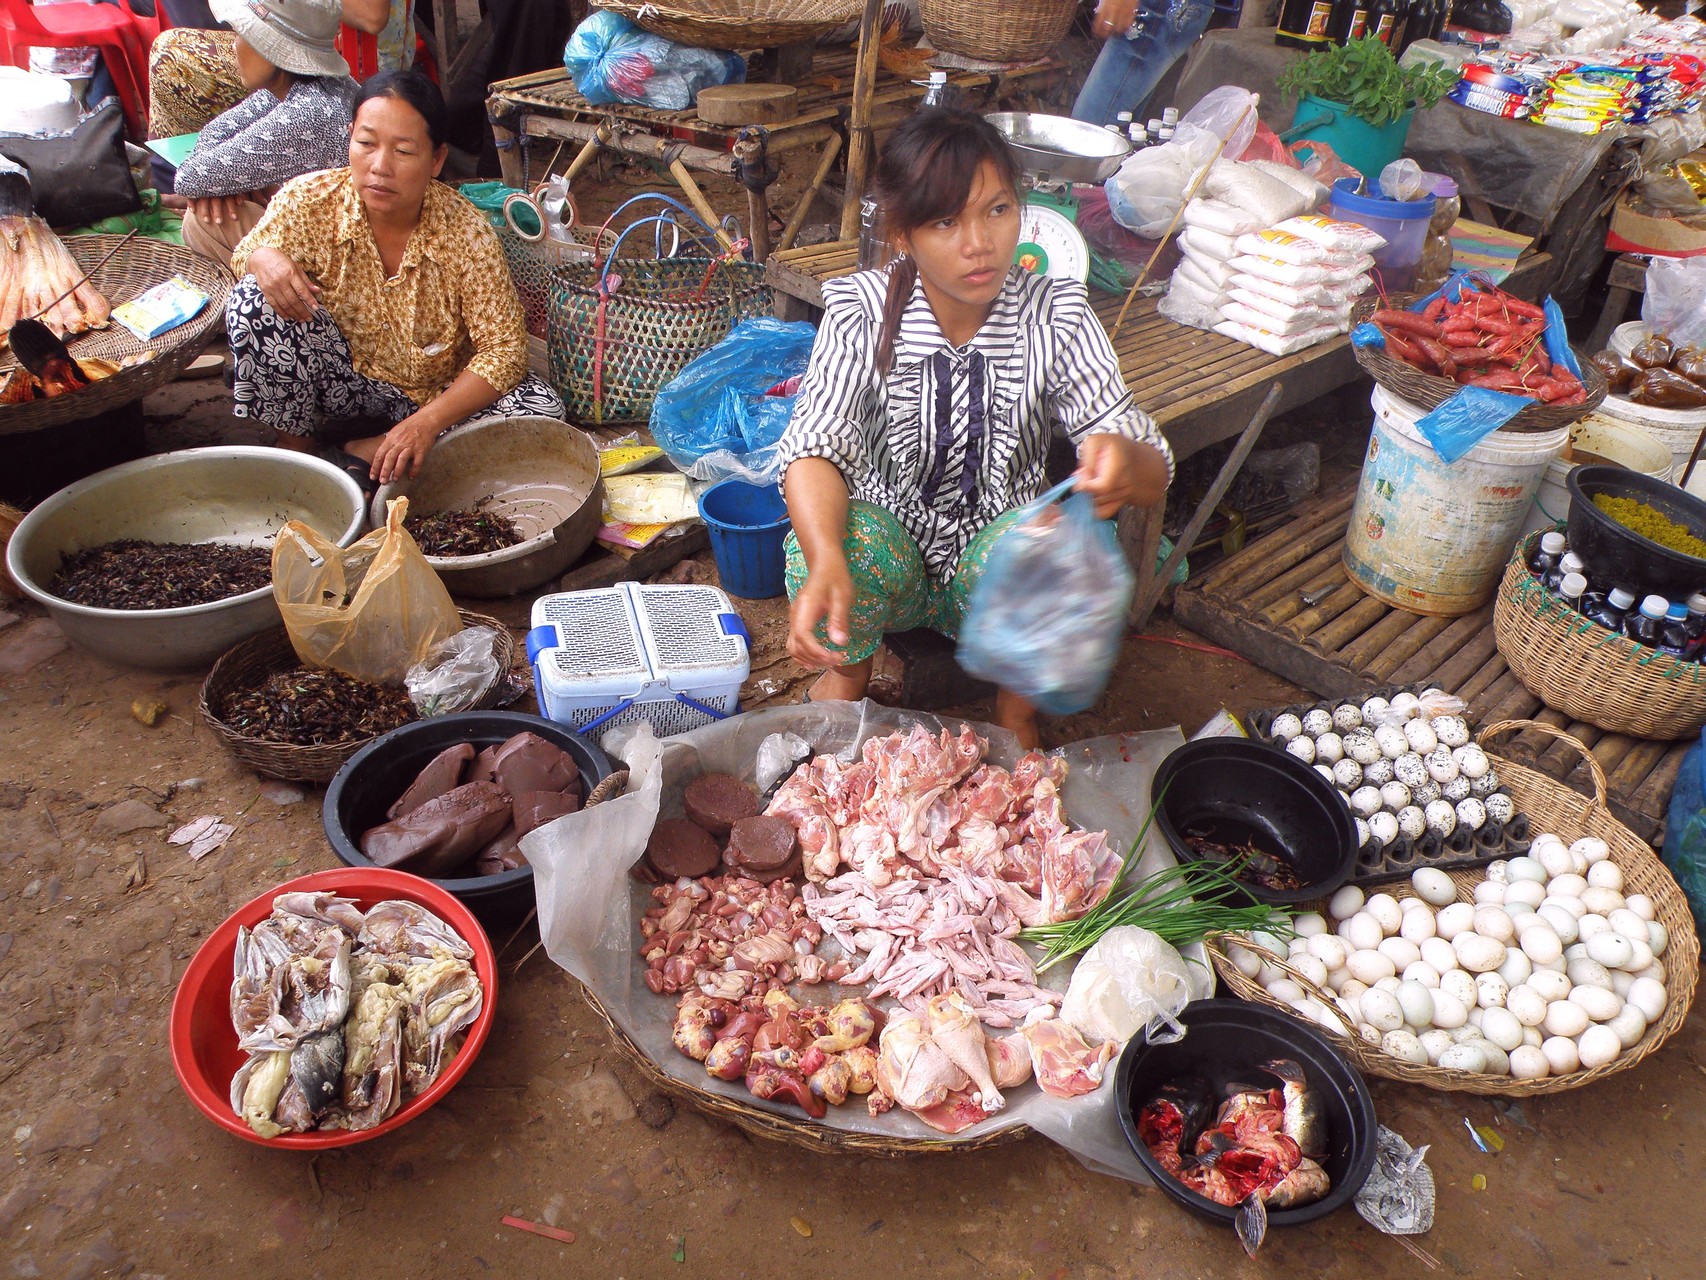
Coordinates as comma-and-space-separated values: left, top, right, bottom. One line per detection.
1114, 999, 1378, 1230
1152, 737, 1357, 905
1566, 464, 1706, 600
323, 711, 613, 923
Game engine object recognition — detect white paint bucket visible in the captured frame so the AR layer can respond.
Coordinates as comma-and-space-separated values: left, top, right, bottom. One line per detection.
1521, 412, 1675, 537
1344, 385, 1569, 616
1594, 393, 1706, 500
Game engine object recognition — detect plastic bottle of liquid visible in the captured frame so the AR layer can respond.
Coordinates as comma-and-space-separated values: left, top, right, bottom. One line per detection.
1625, 595, 1671, 648
920, 70, 960, 110
1529, 530, 1566, 580
1557, 571, 1588, 614
1546, 550, 1584, 594
1684, 592, 1706, 657
1581, 585, 1635, 632
1128, 123, 1151, 147
1659, 602, 1694, 658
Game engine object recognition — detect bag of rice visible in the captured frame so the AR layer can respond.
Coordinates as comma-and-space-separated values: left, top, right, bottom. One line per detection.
1176, 256, 1230, 299
1227, 252, 1374, 287
1159, 280, 1227, 332
1215, 317, 1341, 356
1226, 285, 1331, 326
1180, 197, 1265, 239
1234, 228, 1371, 267
1178, 223, 1239, 263
1271, 214, 1387, 255
1230, 271, 1338, 308
1202, 159, 1315, 224
1246, 160, 1328, 210
1179, 243, 1236, 288
1221, 299, 1331, 336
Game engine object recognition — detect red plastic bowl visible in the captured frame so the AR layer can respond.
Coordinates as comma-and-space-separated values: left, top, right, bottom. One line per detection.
169, 867, 499, 1149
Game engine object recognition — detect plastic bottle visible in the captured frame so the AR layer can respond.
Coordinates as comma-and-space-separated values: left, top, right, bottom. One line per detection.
920, 70, 960, 110
1128, 123, 1150, 147
1529, 530, 1566, 580
1660, 602, 1693, 657
1683, 592, 1706, 659
1625, 595, 1671, 648
1581, 585, 1635, 633
1162, 107, 1180, 127
1558, 571, 1588, 613
1547, 551, 1585, 594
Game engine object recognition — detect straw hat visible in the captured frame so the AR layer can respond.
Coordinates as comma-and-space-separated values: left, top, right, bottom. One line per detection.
210, 0, 347, 79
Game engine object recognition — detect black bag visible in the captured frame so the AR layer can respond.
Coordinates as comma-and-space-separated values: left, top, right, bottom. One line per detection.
0, 100, 141, 228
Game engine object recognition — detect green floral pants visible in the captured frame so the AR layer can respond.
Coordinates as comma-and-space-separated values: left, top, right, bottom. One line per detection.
783, 500, 1026, 665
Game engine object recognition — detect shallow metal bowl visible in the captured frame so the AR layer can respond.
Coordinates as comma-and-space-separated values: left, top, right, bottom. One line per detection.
986, 112, 1132, 184
371, 415, 604, 599
6, 447, 367, 670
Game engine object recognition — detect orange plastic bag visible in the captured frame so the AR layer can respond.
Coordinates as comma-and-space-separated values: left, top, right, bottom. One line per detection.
272, 497, 462, 684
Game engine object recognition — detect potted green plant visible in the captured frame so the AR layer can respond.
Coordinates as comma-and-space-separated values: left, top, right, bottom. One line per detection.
1277, 36, 1458, 180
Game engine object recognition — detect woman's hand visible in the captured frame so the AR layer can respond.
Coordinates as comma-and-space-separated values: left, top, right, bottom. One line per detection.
787, 556, 855, 670
248, 246, 320, 322
1074, 433, 1171, 518
369, 412, 440, 485
190, 194, 250, 228
1091, 0, 1140, 38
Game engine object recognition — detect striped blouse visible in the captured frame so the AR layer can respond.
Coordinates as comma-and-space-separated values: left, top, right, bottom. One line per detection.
776, 265, 1173, 582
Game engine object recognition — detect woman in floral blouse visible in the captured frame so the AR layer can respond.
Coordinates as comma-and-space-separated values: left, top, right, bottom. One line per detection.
227, 68, 562, 487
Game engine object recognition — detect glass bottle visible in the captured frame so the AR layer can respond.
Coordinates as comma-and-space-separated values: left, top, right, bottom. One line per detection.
1278, 0, 1338, 48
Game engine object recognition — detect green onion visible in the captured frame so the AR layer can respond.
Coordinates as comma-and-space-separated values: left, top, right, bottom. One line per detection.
1019, 786, 1295, 972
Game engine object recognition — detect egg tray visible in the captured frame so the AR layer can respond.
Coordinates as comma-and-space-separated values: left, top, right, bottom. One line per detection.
1244, 684, 1529, 887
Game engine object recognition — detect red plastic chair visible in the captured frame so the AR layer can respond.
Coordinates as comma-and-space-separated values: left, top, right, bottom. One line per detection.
0, 0, 150, 134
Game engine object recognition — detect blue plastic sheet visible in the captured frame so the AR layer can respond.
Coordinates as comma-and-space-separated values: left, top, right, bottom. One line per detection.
1415, 387, 1532, 463
957, 481, 1134, 716
564, 11, 744, 111
1663, 729, 1706, 937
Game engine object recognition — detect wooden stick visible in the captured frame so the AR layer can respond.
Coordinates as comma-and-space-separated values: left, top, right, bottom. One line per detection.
839, 0, 885, 241
780, 132, 844, 252
1682, 419, 1706, 489
1110, 103, 1256, 339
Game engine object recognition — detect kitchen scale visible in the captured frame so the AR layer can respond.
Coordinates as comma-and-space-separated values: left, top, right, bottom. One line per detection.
987, 113, 1132, 284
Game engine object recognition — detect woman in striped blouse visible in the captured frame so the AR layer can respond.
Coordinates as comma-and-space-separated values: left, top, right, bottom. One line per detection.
776, 109, 1173, 747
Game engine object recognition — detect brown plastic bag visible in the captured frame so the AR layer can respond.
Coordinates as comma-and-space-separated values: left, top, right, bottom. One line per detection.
272, 497, 462, 684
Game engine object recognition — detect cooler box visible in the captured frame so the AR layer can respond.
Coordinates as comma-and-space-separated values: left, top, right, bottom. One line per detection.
527, 582, 749, 737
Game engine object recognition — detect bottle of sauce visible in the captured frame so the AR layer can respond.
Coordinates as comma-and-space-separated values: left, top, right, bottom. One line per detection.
1548, 551, 1584, 594
1328, 0, 1372, 44
1368, 0, 1402, 44
1625, 595, 1671, 648
1660, 602, 1694, 658
1557, 571, 1588, 614
1581, 585, 1635, 632
1277, 0, 1337, 48
1529, 530, 1565, 581
1684, 592, 1706, 657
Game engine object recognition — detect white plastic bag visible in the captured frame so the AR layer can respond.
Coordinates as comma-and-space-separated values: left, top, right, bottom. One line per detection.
1248, 159, 1327, 209
1060, 926, 1194, 1046
1272, 213, 1388, 255
1227, 251, 1373, 287
1216, 317, 1341, 355
1104, 122, 1221, 238
1179, 85, 1259, 158
1180, 197, 1264, 239
1177, 223, 1238, 262
1643, 257, 1706, 349
1178, 243, 1236, 287
1222, 299, 1329, 336
1203, 159, 1315, 224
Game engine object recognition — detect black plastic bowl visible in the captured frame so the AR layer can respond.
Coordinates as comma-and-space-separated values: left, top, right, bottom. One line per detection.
1115, 999, 1378, 1229
1152, 737, 1357, 905
1566, 464, 1706, 600
323, 711, 612, 923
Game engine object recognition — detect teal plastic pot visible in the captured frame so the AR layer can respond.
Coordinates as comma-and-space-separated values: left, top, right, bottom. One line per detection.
1289, 94, 1415, 182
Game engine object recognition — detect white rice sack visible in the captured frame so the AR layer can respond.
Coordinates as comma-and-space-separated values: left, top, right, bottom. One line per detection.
1247, 160, 1328, 209
1202, 159, 1315, 224
1273, 213, 1388, 255
1159, 273, 1227, 331
1221, 299, 1331, 336
1215, 317, 1342, 355
1177, 223, 1239, 263
1180, 197, 1265, 239
1104, 123, 1223, 238
1227, 285, 1333, 326
1234, 229, 1337, 265
1175, 256, 1230, 299
1179, 242, 1236, 288
1227, 252, 1375, 287
1230, 271, 1338, 308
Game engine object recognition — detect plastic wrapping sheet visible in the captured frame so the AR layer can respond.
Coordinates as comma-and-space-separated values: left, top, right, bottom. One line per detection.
523, 701, 1212, 1181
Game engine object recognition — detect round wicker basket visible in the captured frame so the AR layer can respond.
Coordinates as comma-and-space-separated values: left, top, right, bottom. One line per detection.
1204, 720, 1698, 1096
592, 0, 863, 49
0, 234, 234, 436
199, 611, 518, 784
919, 0, 1076, 63
1494, 534, 1706, 740
1349, 294, 1607, 434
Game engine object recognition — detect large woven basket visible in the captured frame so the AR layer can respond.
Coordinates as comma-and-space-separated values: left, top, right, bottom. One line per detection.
919, 0, 1076, 63
497, 223, 618, 340
0, 234, 234, 436
1205, 720, 1699, 1096
199, 611, 517, 784
1494, 533, 1706, 740
581, 985, 1028, 1155
593, 0, 863, 48
546, 257, 770, 425
1349, 294, 1607, 434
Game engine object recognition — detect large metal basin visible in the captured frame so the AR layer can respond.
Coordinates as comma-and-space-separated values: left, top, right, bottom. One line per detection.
6, 447, 367, 670
371, 415, 604, 599
986, 112, 1131, 184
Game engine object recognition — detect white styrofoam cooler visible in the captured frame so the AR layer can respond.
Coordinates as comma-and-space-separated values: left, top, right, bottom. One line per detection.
527, 582, 749, 737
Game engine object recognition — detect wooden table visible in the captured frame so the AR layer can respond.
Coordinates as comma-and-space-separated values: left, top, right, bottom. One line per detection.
485, 50, 1062, 260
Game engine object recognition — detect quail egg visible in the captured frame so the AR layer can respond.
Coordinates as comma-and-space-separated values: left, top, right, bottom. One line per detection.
1425, 747, 1460, 784
1344, 730, 1383, 765
1368, 811, 1400, 847
1350, 786, 1384, 818
1433, 715, 1471, 748
1456, 797, 1488, 831
1396, 805, 1427, 840
1470, 770, 1500, 798
1331, 758, 1364, 790
1314, 764, 1336, 785
1270, 712, 1304, 742
1442, 776, 1473, 803
1380, 781, 1413, 811
1303, 708, 1334, 737
1375, 725, 1410, 759
1314, 731, 1345, 763
1412, 780, 1442, 806
1403, 718, 1439, 754
1361, 695, 1391, 721
1424, 799, 1458, 837
1393, 752, 1428, 789
1333, 703, 1364, 732
1363, 757, 1396, 787
1355, 816, 1371, 848
1455, 744, 1491, 779
1484, 793, 1515, 825
1286, 736, 1317, 764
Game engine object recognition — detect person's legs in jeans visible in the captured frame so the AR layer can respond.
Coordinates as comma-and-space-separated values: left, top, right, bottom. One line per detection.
1071, 0, 1216, 127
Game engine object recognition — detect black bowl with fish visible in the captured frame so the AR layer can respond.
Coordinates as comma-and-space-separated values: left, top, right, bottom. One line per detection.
323, 711, 613, 923
1153, 737, 1357, 905
1115, 1000, 1377, 1245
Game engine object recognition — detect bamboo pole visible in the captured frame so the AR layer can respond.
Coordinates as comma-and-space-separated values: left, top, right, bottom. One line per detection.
839, 0, 885, 241
780, 133, 844, 252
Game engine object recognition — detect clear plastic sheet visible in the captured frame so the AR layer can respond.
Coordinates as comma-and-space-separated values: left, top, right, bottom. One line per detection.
523, 701, 1210, 1181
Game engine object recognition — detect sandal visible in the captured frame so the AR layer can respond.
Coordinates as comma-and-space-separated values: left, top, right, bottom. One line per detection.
321, 446, 378, 497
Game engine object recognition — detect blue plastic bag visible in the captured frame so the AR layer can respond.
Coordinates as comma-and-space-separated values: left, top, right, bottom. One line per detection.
1663, 728, 1706, 938
564, 11, 744, 111
957, 481, 1134, 716
650, 318, 817, 485
1415, 386, 1531, 463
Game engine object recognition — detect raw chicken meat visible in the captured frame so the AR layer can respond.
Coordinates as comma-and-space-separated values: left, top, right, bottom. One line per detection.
926, 992, 1007, 1112
874, 1012, 967, 1111
1020, 1011, 1119, 1098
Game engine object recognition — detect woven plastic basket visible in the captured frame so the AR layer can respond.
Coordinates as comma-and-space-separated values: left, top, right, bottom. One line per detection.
1349, 294, 1607, 434
546, 257, 770, 425
199, 611, 517, 784
1494, 533, 1706, 740
0, 234, 234, 435
919, 0, 1076, 63
499, 224, 618, 340
592, 0, 863, 48
1205, 720, 1699, 1096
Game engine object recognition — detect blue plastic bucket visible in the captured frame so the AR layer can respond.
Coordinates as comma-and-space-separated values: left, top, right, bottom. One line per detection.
1328, 177, 1436, 292
698, 479, 791, 599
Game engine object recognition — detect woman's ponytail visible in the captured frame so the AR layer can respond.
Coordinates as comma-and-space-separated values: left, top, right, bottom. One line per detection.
873, 254, 916, 375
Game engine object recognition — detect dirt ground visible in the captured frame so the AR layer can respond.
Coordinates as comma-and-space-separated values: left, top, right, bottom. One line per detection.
4, 209, 1705, 1280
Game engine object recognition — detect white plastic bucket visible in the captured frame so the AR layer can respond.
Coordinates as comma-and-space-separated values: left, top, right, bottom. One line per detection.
1521, 412, 1675, 537
1594, 392, 1706, 501
1344, 386, 1569, 616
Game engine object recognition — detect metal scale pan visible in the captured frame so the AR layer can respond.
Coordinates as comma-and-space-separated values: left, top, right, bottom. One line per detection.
986, 113, 1132, 283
